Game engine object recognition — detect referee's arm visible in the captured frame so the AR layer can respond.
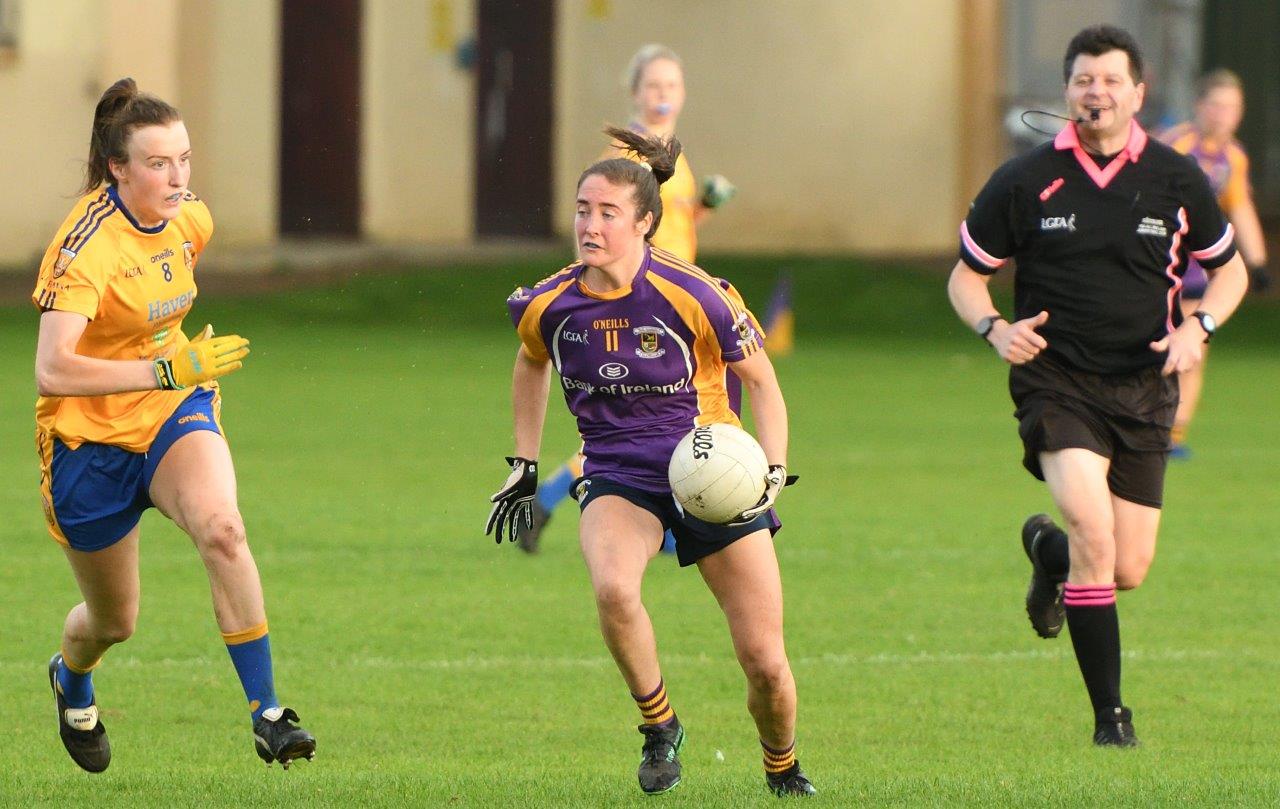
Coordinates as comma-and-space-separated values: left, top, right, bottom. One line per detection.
947, 261, 1048, 365
1151, 253, 1249, 376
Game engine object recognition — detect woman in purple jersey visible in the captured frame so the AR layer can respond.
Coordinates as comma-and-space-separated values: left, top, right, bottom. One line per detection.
485, 128, 814, 798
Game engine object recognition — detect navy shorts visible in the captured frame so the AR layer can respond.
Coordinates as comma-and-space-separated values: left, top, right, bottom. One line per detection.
575, 476, 781, 567
39, 387, 222, 551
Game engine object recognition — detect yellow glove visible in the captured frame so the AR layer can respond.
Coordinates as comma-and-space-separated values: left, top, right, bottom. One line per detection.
154, 329, 250, 390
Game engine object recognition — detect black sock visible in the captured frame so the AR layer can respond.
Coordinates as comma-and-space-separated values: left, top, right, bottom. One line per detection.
1064, 584, 1122, 715
1037, 523, 1070, 582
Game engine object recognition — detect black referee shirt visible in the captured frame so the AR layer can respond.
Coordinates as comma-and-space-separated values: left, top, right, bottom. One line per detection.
960, 122, 1236, 374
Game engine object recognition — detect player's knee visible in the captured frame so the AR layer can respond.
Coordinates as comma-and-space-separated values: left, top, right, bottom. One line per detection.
1115, 558, 1152, 590
95, 608, 138, 645
1063, 517, 1113, 559
197, 511, 248, 564
593, 579, 641, 618
742, 651, 791, 695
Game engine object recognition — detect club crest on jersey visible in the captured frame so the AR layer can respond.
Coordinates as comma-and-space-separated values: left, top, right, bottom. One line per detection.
633, 326, 665, 358
507, 286, 530, 302
182, 241, 196, 271
53, 248, 76, 278
733, 312, 758, 345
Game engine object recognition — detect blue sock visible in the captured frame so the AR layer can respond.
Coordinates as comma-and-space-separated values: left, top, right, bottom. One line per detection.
57, 655, 96, 709
661, 530, 677, 554
536, 463, 578, 511
223, 623, 279, 721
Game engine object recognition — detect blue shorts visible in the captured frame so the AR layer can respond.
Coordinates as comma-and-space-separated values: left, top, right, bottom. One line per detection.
39, 387, 222, 552
575, 476, 781, 567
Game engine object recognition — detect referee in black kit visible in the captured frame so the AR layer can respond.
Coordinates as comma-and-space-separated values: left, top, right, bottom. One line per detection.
947, 25, 1248, 746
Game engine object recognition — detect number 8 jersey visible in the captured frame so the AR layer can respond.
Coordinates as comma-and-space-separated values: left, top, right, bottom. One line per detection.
507, 246, 765, 493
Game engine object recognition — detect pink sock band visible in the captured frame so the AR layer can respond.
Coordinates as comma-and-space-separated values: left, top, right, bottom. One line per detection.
1064, 583, 1116, 607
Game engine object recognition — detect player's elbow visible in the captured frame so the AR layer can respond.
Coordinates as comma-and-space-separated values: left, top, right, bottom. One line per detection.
35, 363, 63, 397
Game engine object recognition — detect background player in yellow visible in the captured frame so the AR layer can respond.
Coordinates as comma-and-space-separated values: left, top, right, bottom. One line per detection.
1159, 69, 1270, 458
34, 78, 315, 772
524, 44, 738, 552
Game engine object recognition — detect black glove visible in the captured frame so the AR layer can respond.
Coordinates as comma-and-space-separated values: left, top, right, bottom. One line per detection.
485, 457, 538, 544
1249, 265, 1271, 293
730, 464, 798, 525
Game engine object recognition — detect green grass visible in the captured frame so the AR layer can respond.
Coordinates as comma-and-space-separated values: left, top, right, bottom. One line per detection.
1, 256, 1277, 806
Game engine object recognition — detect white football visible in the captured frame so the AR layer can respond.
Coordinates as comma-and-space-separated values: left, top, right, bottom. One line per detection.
668, 423, 769, 524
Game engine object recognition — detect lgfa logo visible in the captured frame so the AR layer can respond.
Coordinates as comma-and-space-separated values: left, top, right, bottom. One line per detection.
1040, 213, 1077, 233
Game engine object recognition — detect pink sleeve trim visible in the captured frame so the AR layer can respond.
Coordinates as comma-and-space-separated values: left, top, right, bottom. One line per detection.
1189, 223, 1235, 261
960, 221, 1006, 269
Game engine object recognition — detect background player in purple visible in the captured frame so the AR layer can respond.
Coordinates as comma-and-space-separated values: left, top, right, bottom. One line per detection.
484, 128, 813, 797
1160, 69, 1270, 458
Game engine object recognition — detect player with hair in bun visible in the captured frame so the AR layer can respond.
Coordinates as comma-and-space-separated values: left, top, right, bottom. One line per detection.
486, 127, 813, 797
522, 43, 737, 555
34, 78, 314, 772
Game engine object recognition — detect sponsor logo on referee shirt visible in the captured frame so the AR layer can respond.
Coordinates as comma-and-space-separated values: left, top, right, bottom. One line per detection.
1136, 217, 1168, 238
1040, 214, 1077, 233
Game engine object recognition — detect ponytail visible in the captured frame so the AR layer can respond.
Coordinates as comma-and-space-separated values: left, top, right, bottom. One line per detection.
577, 125, 682, 240
81, 78, 182, 195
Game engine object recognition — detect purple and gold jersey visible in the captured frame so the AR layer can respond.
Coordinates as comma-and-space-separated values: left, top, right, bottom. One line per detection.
1160, 122, 1251, 211
507, 246, 764, 493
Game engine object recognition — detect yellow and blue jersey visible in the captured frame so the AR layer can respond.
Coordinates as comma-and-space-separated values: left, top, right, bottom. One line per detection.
605, 128, 699, 263
507, 246, 763, 493
32, 185, 215, 453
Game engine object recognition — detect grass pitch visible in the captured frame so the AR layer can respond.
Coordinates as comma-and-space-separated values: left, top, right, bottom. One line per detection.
0, 255, 1276, 807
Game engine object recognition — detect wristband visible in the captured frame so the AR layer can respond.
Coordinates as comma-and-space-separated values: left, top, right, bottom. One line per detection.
153, 358, 184, 390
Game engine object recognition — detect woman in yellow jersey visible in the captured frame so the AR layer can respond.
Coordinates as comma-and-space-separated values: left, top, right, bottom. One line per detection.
33, 79, 314, 772
521, 44, 737, 552
1159, 70, 1270, 458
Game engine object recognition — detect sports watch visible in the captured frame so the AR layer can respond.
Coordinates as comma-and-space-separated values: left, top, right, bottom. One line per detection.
1191, 310, 1216, 342
976, 314, 1004, 343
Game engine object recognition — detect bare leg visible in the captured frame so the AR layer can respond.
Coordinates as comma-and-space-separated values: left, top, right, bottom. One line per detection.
148, 430, 265, 632
1040, 449, 1116, 584
696, 530, 796, 750
578, 495, 664, 695
1112, 495, 1161, 590
61, 525, 141, 669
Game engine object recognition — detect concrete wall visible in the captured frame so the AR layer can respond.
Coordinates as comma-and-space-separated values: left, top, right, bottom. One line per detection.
362, 0, 476, 243
0, 1, 105, 265
555, 0, 965, 254
176, 0, 279, 247
1, 0, 974, 262
0, 0, 278, 264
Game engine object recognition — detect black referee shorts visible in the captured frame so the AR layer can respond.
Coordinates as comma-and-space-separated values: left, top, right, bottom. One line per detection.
1009, 355, 1179, 508
574, 476, 780, 567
